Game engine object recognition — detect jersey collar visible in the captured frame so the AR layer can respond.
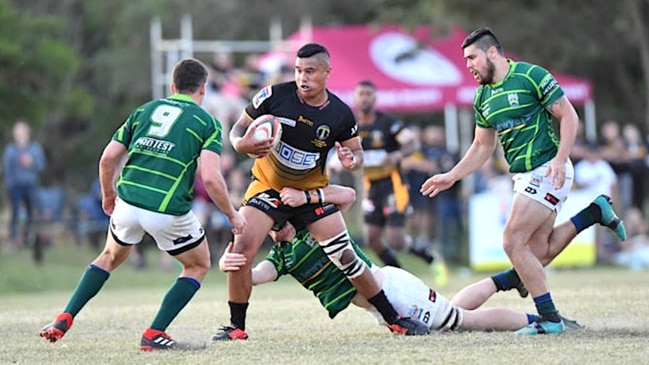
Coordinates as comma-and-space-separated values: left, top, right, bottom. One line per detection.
488, 59, 517, 89
168, 93, 196, 104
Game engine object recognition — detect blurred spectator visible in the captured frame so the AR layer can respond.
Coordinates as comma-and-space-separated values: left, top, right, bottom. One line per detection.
208, 52, 235, 92
573, 143, 619, 263
420, 125, 464, 264
599, 120, 632, 209
574, 143, 618, 200
621, 124, 649, 211
570, 121, 590, 164
3, 120, 46, 249
191, 153, 237, 266
237, 54, 267, 100
192, 173, 228, 267
226, 163, 249, 209
265, 63, 295, 84
203, 53, 247, 153
613, 207, 649, 270
75, 178, 109, 250
402, 125, 437, 249
473, 149, 509, 194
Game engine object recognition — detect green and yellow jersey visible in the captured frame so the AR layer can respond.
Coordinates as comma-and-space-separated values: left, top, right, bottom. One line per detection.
112, 93, 223, 215
473, 60, 564, 173
265, 229, 373, 319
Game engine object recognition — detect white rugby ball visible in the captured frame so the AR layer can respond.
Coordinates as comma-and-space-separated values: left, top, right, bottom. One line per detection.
247, 114, 282, 159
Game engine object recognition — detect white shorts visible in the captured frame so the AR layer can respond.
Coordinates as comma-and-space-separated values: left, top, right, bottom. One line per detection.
110, 198, 205, 254
368, 266, 463, 332
512, 159, 574, 212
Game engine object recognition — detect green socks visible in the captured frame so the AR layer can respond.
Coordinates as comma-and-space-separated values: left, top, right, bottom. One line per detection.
149, 277, 201, 331
64, 264, 110, 317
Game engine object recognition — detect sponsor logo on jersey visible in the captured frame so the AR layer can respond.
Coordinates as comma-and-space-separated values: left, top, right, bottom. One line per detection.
133, 137, 175, 154
311, 125, 330, 147
507, 92, 519, 106
540, 74, 559, 97
276, 141, 319, 170
311, 138, 327, 148
297, 115, 314, 127
277, 117, 297, 127
315, 125, 330, 140
495, 115, 532, 133
298, 256, 331, 280
252, 86, 273, 109
544, 193, 559, 205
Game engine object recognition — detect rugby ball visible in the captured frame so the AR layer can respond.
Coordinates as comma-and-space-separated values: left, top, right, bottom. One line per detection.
247, 114, 282, 159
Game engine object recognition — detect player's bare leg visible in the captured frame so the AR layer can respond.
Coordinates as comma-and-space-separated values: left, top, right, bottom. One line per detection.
215, 206, 274, 340
504, 194, 565, 335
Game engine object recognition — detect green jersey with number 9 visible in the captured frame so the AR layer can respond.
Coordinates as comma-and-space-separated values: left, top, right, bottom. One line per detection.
111, 93, 223, 216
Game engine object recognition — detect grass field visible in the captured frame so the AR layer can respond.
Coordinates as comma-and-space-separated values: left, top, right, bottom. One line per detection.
2, 244, 649, 365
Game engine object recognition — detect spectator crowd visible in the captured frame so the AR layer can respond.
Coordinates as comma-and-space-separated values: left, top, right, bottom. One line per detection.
3, 51, 649, 273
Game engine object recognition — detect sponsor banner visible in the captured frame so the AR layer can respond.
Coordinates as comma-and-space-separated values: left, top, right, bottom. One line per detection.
468, 189, 596, 271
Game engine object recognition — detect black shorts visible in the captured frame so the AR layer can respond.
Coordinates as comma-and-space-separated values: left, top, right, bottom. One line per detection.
363, 172, 409, 227
243, 179, 340, 231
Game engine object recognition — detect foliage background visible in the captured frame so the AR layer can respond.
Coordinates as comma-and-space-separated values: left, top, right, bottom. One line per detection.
1, 0, 648, 192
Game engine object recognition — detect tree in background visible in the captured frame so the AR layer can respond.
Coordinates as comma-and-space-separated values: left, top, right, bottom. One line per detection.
2, 0, 649, 191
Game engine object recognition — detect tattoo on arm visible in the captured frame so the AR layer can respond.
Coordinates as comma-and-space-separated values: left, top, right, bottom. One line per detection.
546, 97, 566, 119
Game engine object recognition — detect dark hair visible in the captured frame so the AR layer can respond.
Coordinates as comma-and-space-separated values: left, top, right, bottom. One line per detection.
356, 79, 376, 90
461, 27, 504, 55
172, 58, 208, 94
297, 43, 330, 58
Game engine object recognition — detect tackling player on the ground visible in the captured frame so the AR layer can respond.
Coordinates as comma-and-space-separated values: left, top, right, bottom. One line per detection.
219, 185, 582, 333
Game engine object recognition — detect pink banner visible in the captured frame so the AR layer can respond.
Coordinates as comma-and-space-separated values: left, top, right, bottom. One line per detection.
261, 25, 592, 112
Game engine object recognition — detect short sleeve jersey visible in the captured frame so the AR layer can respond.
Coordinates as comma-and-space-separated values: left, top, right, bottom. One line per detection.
245, 82, 359, 191
359, 111, 405, 181
112, 94, 223, 215
473, 60, 564, 173
265, 228, 373, 319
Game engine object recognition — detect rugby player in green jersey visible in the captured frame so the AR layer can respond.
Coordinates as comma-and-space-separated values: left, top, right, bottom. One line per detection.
39, 58, 246, 350
421, 27, 626, 335
219, 184, 582, 333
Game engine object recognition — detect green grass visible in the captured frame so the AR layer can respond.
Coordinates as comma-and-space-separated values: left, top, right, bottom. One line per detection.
2, 245, 649, 364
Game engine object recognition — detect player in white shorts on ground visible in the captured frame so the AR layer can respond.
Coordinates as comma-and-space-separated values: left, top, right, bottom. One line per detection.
218, 185, 581, 333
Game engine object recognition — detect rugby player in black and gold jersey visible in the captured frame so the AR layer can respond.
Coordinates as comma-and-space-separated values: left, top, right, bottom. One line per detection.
213, 43, 430, 341
353, 80, 436, 269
